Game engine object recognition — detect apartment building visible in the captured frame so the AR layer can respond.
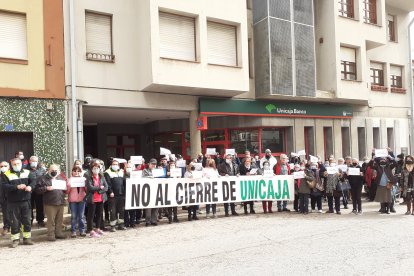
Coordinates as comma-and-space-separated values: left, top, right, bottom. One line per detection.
0, 0, 66, 168
64, 0, 414, 164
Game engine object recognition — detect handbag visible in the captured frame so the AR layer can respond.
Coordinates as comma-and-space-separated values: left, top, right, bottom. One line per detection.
386, 182, 393, 190
336, 180, 351, 192
306, 179, 316, 189
315, 181, 324, 192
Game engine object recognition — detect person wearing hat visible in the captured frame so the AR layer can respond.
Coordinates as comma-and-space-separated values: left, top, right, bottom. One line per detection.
400, 155, 414, 215
142, 158, 159, 226
260, 149, 277, 170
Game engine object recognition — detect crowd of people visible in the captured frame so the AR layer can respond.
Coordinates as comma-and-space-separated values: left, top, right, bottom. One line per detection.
0, 147, 411, 248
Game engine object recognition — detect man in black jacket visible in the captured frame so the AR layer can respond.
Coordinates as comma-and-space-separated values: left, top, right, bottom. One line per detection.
3, 158, 34, 248
28, 156, 46, 227
218, 154, 240, 216
0, 161, 11, 235
104, 160, 126, 231
346, 158, 364, 214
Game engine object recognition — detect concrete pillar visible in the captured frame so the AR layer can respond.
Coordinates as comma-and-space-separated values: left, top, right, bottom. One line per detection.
333, 120, 342, 159
366, 119, 373, 158
315, 119, 325, 159
394, 119, 400, 153
350, 120, 358, 158
294, 119, 305, 154
380, 119, 387, 148
190, 110, 202, 159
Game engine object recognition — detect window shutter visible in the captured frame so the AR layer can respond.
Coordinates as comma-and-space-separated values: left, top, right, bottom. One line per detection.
85, 12, 112, 56
390, 65, 402, 76
159, 12, 196, 61
207, 22, 237, 66
370, 62, 383, 70
340, 47, 355, 62
0, 11, 27, 60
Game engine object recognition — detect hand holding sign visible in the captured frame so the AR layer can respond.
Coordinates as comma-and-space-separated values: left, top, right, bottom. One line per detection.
375, 149, 388, 158
52, 179, 67, 190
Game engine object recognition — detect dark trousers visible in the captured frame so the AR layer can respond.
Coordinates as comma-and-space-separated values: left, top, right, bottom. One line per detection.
294, 194, 299, 211
310, 194, 322, 210
8, 201, 31, 240
224, 203, 236, 214
298, 193, 310, 213
188, 206, 198, 217
342, 190, 349, 208
109, 197, 125, 227
262, 201, 273, 212
244, 201, 254, 212
124, 210, 137, 227
104, 201, 110, 222
369, 182, 377, 201
206, 204, 216, 214
327, 195, 341, 212
1, 201, 10, 229
87, 202, 104, 232
145, 208, 158, 224
167, 207, 178, 220
351, 184, 363, 212
31, 193, 44, 223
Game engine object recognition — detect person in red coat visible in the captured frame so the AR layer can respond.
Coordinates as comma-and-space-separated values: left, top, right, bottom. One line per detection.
274, 154, 291, 212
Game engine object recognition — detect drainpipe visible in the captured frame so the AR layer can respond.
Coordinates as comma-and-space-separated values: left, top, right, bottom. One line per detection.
69, 0, 78, 161
409, 17, 414, 154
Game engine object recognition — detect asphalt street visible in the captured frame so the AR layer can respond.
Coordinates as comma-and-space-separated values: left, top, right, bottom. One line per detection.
1, 200, 413, 276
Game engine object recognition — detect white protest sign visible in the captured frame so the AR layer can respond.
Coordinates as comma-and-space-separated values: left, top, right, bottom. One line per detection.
327, 166, 338, 175
206, 148, 216, 155
348, 168, 361, 176
194, 163, 203, 171
192, 171, 203, 179
225, 148, 236, 155
176, 160, 186, 168
263, 169, 274, 178
170, 168, 182, 178
130, 171, 143, 179
375, 149, 388, 158
114, 158, 127, 164
297, 150, 306, 156
249, 168, 258, 175
152, 168, 165, 178
293, 171, 305, 179
309, 155, 319, 163
160, 147, 171, 156
125, 175, 295, 209
130, 156, 143, 165
289, 163, 295, 170
291, 152, 298, 157
52, 179, 67, 190
69, 177, 85, 188
338, 165, 348, 172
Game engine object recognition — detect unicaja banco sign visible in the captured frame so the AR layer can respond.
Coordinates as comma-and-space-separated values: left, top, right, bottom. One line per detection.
200, 99, 353, 119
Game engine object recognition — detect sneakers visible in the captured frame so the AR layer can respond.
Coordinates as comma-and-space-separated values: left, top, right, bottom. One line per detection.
9, 239, 19, 248
71, 232, 77, 238
357, 211, 363, 215
118, 226, 127, 230
110, 227, 117, 232
405, 211, 411, 215
90, 231, 100, 238
351, 210, 358, 215
211, 213, 217, 218
336, 211, 342, 215
23, 238, 34, 245
173, 218, 179, 223
56, 234, 66, 240
318, 210, 323, 213
282, 208, 291, 212
231, 212, 239, 216
96, 229, 105, 235
80, 232, 86, 237
250, 209, 256, 214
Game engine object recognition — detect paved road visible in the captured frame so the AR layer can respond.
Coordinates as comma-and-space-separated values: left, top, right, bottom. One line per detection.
1, 200, 413, 275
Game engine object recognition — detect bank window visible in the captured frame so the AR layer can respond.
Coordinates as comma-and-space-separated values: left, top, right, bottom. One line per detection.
261, 128, 286, 153
153, 133, 183, 157
370, 62, 384, 86
390, 65, 402, 88
363, 0, 377, 25
340, 47, 356, 80
230, 129, 259, 154
159, 12, 196, 62
338, 0, 354, 19
106, 135, 139, 159
203, 130, 225, 142
207, 21, 238, 67
387, 14, 396, 42
85, 11, 114, 62
0, 11, 27, 61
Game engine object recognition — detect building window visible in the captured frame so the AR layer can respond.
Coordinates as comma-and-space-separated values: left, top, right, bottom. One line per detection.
370, 62, 384, 86
363, 0, 377, 24
338, 0, 354, 18
0, 11, 27, 61
387, 15, 396, 42
106, 135, 139, 160
207, 21, 238, 67
230, 129, 259, 155
340, 47, 356, 80
261, 128, 286, 153
85, 11, 114, 62
159, 12, 196, 62
390, 65, 402, 88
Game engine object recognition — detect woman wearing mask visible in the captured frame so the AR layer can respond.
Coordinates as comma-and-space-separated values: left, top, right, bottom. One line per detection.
347, 158, 364, 215
262, 160, 274, 213
166, 161, 179, 224
66, 166, 87, 237
184, 162, 199, 221
85, 162, 108, 237
400, 155, 414, 215
124, 163, 138, 228
239, 157, 257, 214
324, 159, 344, 215
203, 159, 220, 218
296, 163, 315, 215
310, 163, 323, 213
142, 159, 159, 226
293, 164, 301, 212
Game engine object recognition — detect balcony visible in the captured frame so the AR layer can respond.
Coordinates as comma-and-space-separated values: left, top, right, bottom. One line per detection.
385, 0, 414, 12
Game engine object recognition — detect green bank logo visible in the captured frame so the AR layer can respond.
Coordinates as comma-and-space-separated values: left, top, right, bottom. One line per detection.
265, 104, 306, 115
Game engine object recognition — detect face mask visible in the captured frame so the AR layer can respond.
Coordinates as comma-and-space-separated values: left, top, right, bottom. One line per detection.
1, 167, 8, 173
12, 165, 22, 172
93, 168, 100, 175
112, 165, 119, 171
380, 163, 386, 167
352, 163, 358, 166
126, 168, 132, 174
265, 154, 270, 159
19, 155, 24, 160
190, 166, 195, 171
50, 171, 58, 177
226, 159, 232, 164
30, 162, 38, 168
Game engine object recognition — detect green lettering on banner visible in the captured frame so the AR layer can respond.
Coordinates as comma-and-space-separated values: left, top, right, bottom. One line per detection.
275, 180, 281, 199
267, 180, 275, 199
281, 180, 290, 199
240, 180, 247, 201
248, 180, 255, 200
259, 179, 266, 199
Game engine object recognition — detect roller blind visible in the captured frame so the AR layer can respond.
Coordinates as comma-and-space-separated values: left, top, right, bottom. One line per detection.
0, 11, 27, 60
85, 12, 112, 55
340, 47, 355, 62
207, 21, 237, 66
370, 62, 383, 70
390, 65, 402, 76
159, 12, 196, 61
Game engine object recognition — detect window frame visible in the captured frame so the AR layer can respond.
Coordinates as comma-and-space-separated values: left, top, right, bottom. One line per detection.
363, 0, 377, 25
387, 14, 397, 42
207, 20, 239, 67
370, 68, 384, 86
85, 10, 115, 63
0, 10, 28, 63
338, 0, 354, 19
341, 60, 357, 81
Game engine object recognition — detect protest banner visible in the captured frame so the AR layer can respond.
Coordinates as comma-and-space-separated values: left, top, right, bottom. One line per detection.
69, 177, 85, 188
130, 171, 143, 179
125, 175, 294, 210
